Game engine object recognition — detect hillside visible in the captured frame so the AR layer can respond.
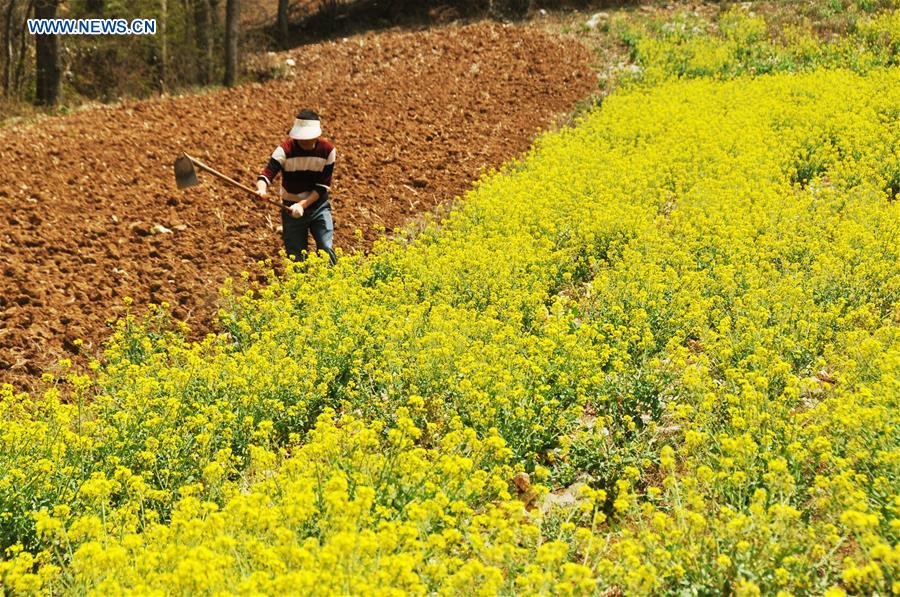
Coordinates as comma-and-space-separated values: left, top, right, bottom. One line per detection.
0, 22, 596, 388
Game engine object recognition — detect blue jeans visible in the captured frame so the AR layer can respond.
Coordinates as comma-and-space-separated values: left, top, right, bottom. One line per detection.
281, 200, 337, 265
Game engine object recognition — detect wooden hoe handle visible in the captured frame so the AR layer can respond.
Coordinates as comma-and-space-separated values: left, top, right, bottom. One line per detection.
183, 152, 290, 213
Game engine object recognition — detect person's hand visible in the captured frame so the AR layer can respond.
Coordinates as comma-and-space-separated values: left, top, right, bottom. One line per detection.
289, 202, 304, 219
256, 180, 267, 198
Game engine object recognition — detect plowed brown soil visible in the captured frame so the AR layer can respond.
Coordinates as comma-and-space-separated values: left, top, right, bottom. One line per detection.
0, 22, 596, 389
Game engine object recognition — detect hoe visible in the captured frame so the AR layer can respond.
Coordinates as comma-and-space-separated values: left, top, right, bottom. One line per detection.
173, 152, 290, 213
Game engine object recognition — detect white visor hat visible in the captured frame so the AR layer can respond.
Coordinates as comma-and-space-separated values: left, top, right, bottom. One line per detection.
289, 118, 322, 140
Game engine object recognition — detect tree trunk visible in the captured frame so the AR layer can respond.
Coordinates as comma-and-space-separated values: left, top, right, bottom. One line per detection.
206, 0, 217, 82
84, 0, 103, 15
2, 0, 16, 97
223, 0, 238, 87
193, 0, 210, 84
13, 0, 30, 94
276, 0, 288, 49
33, 0, 60, 105
158, 0, 167, 92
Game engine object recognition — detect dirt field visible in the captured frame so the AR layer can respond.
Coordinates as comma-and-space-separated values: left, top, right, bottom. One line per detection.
0, 22, 596, 389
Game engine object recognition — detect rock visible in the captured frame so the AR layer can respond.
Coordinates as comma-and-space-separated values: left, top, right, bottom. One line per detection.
539, 481, 589, 514
814, 370, 837, 384
585, 12, 609, 29
513, 472, 531, 492
151, 224, 173, 234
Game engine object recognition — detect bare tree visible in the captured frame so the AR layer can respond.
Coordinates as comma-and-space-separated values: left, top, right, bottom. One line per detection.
193, 0, 211, 84
207, 0, 219, 81
34, 0, 60, 105
13, 0, 31, 93
276, 0, 288, 49
2, 0, 17, 96
158, 0, 167, 92
223, 0, 238, 86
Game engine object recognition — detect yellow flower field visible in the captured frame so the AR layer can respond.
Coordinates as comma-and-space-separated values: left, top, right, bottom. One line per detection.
2, 8, 899, 595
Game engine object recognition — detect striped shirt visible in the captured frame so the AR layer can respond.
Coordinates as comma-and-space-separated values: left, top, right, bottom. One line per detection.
258, 137, 336, 201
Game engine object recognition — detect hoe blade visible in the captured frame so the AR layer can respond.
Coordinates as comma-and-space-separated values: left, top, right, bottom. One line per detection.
174, 154, 199, 189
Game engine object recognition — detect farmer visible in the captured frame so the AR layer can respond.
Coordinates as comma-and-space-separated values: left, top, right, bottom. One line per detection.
255, 109, 337, 265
